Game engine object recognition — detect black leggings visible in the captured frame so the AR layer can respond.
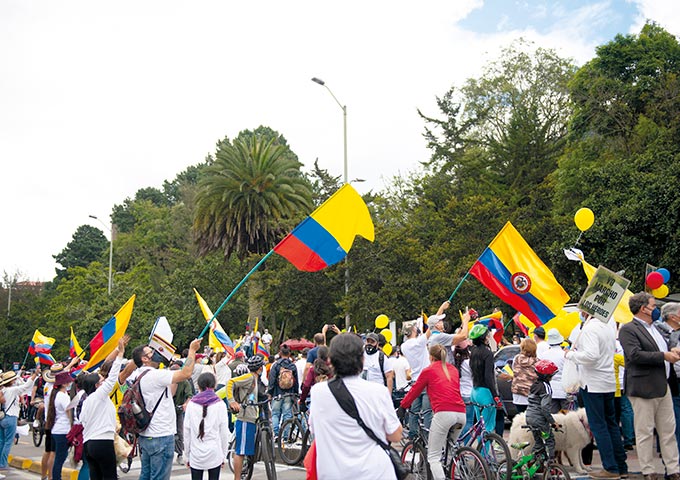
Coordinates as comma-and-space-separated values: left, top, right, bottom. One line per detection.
84, 439, 117, 480
190, 465, 221, 480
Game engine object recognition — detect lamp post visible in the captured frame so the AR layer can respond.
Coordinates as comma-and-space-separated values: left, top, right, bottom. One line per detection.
312, 76, 351, 330
89, 215, 113, 295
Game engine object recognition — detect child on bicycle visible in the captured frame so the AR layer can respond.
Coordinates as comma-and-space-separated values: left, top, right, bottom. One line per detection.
525, 359, 559, 460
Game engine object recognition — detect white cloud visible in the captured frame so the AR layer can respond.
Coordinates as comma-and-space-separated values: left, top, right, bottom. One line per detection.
1, 0, 678, 281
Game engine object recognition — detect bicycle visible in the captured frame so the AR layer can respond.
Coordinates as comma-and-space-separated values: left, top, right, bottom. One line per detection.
457, 402, 512, 479
275, 393, 311, 466
401, 408, 492, 480
24, 398, 45, 447
497, 425, 570, 480
229, 398, 277, 480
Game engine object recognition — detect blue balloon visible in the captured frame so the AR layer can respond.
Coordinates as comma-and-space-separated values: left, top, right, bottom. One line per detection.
658, 268, 671, 283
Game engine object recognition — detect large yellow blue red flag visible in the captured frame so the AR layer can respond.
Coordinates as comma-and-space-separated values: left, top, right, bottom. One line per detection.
83, 295, 135, 371
194, 288, 235, 357
29, 330, 56, 365
470, 222, 569, 326
69, 327, 83, 358
273, 184, 374, 271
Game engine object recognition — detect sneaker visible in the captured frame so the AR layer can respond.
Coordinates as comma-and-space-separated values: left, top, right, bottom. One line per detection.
589, 471, 620, 479
0, 473, 6, 479
33, 419, 40, 428
176, 454, 183, 465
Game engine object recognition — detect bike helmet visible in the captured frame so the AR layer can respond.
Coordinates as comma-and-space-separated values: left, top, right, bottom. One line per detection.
247, 354, 265, 372
534, 359, 559, 376
468, 323, 489, 340
234, 363, 250, 376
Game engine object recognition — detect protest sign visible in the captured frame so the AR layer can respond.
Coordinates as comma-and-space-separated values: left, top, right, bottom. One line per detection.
578, 266, 631, 322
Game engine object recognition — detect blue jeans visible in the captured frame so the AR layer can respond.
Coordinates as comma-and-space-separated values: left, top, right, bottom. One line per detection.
471, 387, 496, 433
620, 394, 635, 447
139, 434, 175, 480
461, 396, 475, 435
271, 396, 293, 436
408, 390, 432, 440
0, 415, 17, 468
673, 395, 680, 450
580, 389, 628, 474
52, 433, 69, 480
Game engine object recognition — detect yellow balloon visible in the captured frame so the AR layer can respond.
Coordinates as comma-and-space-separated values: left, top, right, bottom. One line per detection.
382, 344, 393, 356
375, 314, 389, 329
574, 208, 595, 232
652, 284, 669, 299
380, 329, 393, 343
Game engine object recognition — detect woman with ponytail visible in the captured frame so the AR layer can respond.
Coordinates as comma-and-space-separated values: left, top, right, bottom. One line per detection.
183, 372, 229, 480
399, 344, 466, 480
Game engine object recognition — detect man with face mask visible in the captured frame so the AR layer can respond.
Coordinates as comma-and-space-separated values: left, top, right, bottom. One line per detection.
619, 292, 680, 480
362, 332, 394, 394
129, 335, 201, 480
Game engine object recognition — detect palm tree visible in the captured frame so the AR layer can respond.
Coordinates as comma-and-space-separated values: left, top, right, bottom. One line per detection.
193, 135, 313, 321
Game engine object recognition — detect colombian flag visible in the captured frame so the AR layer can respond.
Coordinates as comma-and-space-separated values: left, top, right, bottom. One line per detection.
69, 327, 83, 358
83, 295, 135, 371
470, 222, 569, 327
254, 338, 269, 360
194, 288, 235, 357
273, 184, 374, 271
29, 330, 56, 365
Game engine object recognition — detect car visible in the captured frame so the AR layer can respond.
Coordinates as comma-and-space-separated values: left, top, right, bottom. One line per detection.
494, 344, 520, 420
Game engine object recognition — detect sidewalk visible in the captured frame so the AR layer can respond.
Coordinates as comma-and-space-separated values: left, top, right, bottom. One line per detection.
7, 453, 78, 480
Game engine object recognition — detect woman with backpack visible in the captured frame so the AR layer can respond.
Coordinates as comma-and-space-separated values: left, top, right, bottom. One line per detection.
78, 338, 126, 480
183, 372, 229, 480
299, 345, 333, 409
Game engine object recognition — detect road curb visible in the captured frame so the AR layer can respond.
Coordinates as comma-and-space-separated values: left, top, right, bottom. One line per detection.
8, 454, 79, 480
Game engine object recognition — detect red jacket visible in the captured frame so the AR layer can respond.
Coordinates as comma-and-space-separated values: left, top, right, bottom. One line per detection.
401, 361, 465, 414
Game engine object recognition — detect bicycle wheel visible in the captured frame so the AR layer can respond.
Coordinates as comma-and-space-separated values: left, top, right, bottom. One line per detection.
32, 426, 43, 447
260, 428, 278, 480
401, 441, 431, 480
542, 462, 571, 480
451, 446, 492, 480
277, 417, 305, 465
227, 437, 236, 473
241, 455, 254, 480
476, 431, 512, 479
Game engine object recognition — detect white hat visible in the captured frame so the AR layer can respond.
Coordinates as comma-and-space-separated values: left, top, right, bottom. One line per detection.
547, 328, 564, 346
149, 316, 177, 363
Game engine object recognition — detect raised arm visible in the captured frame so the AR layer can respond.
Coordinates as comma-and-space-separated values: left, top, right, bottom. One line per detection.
172, 338, 201, 384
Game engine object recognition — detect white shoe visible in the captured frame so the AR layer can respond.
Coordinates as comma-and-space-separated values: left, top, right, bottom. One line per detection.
33, 419, 40, 428
176, 455, 183, 465
0, 472, 6, 479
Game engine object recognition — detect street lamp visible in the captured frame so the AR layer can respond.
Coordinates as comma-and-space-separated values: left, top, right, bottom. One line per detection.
89, 215, 113, 296
312, 76, 351, 329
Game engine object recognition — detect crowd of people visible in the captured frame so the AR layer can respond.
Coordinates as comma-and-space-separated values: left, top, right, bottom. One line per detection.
0, 291, 679, 480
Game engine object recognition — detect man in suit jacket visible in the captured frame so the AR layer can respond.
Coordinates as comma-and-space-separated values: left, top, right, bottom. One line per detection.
619, 292, 680, 480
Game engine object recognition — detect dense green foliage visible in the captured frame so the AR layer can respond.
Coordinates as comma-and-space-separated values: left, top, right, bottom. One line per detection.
3, 25, 680, 369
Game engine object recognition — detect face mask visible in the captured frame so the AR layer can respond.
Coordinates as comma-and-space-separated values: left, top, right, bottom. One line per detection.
651, 306, 661, 322
365, 344, 378, 355
151, 351, 166, 364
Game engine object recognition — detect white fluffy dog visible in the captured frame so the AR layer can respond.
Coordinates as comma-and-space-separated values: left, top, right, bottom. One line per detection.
507, 409, 591, 474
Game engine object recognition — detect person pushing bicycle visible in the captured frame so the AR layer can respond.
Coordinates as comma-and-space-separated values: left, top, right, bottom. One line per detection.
525, 359, 559, 460
225, 354, 268, 480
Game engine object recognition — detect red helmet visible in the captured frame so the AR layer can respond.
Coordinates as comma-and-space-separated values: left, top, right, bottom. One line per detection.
534, 359, 559, 376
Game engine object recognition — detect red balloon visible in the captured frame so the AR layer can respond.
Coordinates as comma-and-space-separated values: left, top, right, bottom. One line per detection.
646, 271, 664, 290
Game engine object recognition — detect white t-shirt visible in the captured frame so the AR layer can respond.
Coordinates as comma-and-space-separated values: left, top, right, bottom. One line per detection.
538, 345, 567, 399
392, 356, 411, 390
183, 399, 230, 470
310, 376, 401, 480
128, 366, 176, 437
459, 359, 473, 398
44, 383, 53, 422
566, 318, 616, 393
362, 351, 393, 386
295, 358, 306, 393
52, 390, 72, 435
80, 357, 122, 442
2, 378, 35, 417
401, 334, 429, 381
536, 341, 550, 356
262, 333, 273, 345
214, 357, 231, 387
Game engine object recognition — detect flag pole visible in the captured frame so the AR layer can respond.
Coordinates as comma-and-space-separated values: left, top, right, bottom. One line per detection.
198, 250, 275, 340
20, 349, 30, 369
448, 271, 471, 302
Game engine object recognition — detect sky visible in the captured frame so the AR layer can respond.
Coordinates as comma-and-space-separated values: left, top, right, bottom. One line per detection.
1, 0, 679, 283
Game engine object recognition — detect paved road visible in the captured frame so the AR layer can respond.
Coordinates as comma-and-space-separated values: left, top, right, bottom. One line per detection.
7, 436, 306, 479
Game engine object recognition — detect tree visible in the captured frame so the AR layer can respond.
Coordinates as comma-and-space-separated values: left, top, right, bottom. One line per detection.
53, 225, 109, 280
193, 133, 313, 321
